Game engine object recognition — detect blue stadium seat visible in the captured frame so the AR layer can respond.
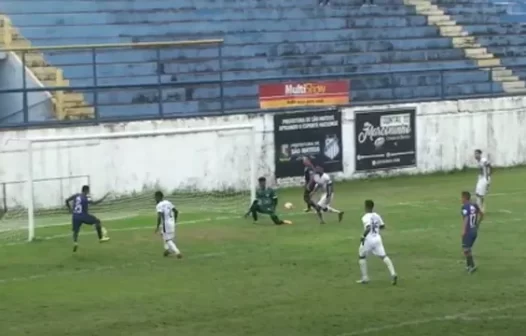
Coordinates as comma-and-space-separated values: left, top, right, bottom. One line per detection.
434, 0, 526, 86
0, 0, 513, 119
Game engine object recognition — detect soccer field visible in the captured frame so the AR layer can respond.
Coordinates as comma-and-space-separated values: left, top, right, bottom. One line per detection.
1, 168, 526, 336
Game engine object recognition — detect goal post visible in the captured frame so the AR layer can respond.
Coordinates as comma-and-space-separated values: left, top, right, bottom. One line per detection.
3, 123, 257, 243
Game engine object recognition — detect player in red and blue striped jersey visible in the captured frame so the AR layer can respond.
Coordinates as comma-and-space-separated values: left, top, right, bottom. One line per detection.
460, 191, 484, 273
302, 157, 316, 212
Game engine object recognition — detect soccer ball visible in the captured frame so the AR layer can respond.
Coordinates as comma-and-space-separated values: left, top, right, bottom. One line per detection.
284, 202, 293, 209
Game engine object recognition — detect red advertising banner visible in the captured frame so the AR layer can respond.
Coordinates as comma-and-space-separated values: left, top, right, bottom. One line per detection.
259, 80, 349, 109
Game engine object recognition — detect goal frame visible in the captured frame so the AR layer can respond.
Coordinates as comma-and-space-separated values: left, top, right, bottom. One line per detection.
9, 123, 257, 242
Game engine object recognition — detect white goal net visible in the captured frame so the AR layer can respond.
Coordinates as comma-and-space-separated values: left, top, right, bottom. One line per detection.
0, 124, 257, 244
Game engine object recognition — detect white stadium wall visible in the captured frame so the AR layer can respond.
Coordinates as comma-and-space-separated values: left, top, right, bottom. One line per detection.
1, 96, 526, 209
0, 114, 273, 209
343, 96, 526, 178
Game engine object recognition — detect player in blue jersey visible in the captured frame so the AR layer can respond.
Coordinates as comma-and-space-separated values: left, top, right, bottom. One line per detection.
461, 191, 484, 273
65, 185, 110, 252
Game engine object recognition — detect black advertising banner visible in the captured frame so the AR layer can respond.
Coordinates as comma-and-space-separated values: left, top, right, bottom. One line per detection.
274, 109, 343, 178
355, 108, 416, 172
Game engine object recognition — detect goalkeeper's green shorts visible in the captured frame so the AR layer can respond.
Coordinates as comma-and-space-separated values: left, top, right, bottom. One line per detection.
255, 206, 275, 215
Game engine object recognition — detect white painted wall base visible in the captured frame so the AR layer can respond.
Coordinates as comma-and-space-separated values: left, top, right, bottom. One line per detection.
1, 96, 526, 209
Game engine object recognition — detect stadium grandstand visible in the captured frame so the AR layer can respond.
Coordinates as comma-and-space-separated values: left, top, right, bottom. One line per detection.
0, 0, 525, 122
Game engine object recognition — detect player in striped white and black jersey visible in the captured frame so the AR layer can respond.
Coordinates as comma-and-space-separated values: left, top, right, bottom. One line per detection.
313, 166, 344, 224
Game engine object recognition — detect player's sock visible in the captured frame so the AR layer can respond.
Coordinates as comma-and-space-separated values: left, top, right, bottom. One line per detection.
72, 229, 80, 243
270, 214, 284, 225
466, 255, 475, 268
313, 206, 325, 224
94, 223, 103, 239
167, 240, 181, 255
163, 243, 170, 256
358, 258, 369, 280
326, 206, 340, 214
383, 256, 397, 277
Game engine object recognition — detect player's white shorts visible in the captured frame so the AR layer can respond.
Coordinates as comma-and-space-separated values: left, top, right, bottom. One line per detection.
162, 231, 175, 241
358, 235, 386, 258
161, 223, 176, 241
475, 178, 489, 197
317, 193, 333, 208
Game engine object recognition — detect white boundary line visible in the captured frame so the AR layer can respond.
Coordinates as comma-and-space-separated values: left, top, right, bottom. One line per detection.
0, 251, 226, 285
0, 207, 450, 247
0, 212, 309, 246
1, 215, 523, 284
338, 303, 526, 336
2, 188, 521, 232
1, 194, 523, 247
459, 315, 526, 321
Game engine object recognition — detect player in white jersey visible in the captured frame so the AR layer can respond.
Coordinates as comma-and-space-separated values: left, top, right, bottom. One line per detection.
155, 191, 182, 258
312, 166, 344, 224
474, 149, 492, 212
357, 200, 397, 285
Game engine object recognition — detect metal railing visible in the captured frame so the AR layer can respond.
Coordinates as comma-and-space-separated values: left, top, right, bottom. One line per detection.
0, 39, 521, 128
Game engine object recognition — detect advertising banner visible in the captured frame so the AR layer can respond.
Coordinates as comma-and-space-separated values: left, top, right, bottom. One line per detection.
259, 81, 349, 109
274, 109, 343, 178
354, 108, 416, 172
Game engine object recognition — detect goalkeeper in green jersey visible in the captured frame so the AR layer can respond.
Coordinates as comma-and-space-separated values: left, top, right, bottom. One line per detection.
244, 177, 292, 225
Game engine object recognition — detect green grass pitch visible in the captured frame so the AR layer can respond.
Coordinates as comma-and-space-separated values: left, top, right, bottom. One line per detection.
1, 168, 526, 336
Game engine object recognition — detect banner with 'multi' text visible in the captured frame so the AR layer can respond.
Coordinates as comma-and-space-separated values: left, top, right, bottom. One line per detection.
259, 81, 349, 109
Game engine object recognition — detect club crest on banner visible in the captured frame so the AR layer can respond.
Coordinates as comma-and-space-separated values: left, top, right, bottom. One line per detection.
324, 135, 340, 160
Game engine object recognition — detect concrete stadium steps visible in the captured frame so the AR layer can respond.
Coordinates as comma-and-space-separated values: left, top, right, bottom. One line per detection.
73, 69, 492, 102
39, 38, 455, 65
47, 49, 468, 80
429, 0, 526, 91
8, 24, 444, 42
0, 0, 407, 12
403, 0, 526, 93
0, 15, 93, 120
66, 67, 500, 117
73, 80, 502, 117
4, 9, 426, 26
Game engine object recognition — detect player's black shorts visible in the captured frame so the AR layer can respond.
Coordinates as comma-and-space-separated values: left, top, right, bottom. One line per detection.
462, 232, 478, 249
72, 214, 100, 230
